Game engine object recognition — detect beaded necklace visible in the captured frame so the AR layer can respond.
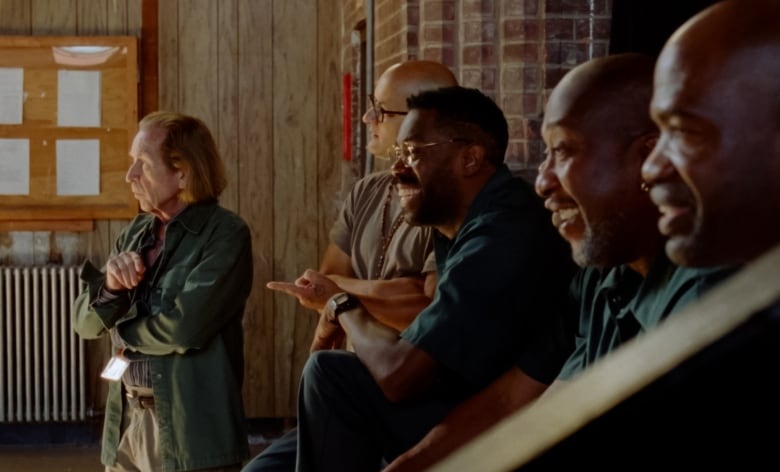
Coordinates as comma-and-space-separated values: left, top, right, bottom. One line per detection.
377, 184, 405, 274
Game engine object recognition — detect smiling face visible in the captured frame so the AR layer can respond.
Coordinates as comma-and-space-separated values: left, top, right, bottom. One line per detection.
641, 5, 780, 266
126, 126, 187, 221
535, 55, 661, 269
390, 109, 463, 230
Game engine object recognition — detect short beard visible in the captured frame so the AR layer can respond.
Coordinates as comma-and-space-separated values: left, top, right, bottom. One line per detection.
573, 216, 624, 268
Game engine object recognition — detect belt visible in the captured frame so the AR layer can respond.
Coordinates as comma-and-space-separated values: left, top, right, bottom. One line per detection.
125, 389, 155, 409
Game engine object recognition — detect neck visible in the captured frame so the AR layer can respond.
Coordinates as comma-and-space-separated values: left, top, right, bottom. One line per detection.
153, 200, 188, 223
627, 248, 661, 277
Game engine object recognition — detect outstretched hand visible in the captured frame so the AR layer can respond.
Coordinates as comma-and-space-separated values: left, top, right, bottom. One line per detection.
266, 269, 342, 312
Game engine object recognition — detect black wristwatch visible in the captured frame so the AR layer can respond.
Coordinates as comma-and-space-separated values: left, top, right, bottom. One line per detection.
327, 292, 359, 324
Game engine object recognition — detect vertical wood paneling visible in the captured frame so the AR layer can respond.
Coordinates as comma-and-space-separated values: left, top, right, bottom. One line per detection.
237, 0, 275, 417
272, 0, 320, 416
317, 0, 343, 257
177, 0, 218, 127
76, 0, 109, 34
0, 0, 343, 418
0, 0, 31, 34
30, 0, 77, 33
217, 1, 239, 214
157, 0, 178, 111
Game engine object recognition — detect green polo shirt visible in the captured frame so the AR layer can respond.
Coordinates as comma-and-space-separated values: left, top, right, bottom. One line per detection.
401, 165, 577, 396
557, 253, 735, 380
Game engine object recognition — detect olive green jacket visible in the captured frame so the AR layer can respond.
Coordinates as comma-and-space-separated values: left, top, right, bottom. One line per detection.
72, 201, 253, 471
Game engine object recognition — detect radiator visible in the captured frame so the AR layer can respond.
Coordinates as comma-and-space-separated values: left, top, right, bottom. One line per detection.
0, 266, 85, 423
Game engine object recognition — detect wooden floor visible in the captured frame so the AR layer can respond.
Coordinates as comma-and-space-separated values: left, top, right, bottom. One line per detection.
0, 435, 275, 472
0, 444, 103, 472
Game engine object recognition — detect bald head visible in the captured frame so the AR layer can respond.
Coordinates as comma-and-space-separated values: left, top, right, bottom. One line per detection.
545, 53, 656, 143
380, 61, 458, 100
365, 61, 458, 157
642, 0, 780, 267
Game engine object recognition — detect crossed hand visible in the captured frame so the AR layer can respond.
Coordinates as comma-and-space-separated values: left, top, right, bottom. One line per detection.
105, 251, 146, 291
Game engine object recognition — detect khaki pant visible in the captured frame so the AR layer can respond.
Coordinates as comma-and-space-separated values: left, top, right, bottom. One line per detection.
106, 386, 241, 472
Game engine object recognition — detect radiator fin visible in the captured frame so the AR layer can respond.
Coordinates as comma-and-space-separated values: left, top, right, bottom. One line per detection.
0, 266, 85, 423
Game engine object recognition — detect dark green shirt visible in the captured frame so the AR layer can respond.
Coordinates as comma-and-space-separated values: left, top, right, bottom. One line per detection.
557, 253, 734, 380
401, 166, 577, 396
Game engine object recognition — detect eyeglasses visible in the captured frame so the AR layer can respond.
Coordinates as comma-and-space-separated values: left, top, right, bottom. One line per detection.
388, 139, 471, 167
368, 94, 408, 123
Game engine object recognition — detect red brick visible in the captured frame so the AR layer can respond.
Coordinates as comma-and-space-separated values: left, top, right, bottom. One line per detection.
503, 42, 540, 63
501, 66, 523, 90
522, 65, 540, 90
463, 20, 497, 43
463, 0, 495, 17
559, 41, 589, 65
503, 0, 539, 16
462, 44, 496, 65
523, 92, 541, 114
422, 1, 456, 21
502, 93, 523, 115
545, 0, 590, 15
421, 45, 455, 67
574, 17, 611, 40
503, 18, 540, 41
506, 117, 526, 139
545, 18, 574, 40
422, 23, 455, 42
463, 67, 497, 90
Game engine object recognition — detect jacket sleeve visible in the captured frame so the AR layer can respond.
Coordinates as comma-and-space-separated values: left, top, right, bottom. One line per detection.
117, 217, 253, 355
72, 251, 133, 340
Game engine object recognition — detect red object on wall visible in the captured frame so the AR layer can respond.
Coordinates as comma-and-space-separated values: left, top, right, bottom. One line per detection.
342, 73, 352, 161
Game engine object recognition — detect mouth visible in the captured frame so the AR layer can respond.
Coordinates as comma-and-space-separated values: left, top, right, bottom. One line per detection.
648, 185, 695, 237
396, 184, 420, 207
551, 206, 582, 236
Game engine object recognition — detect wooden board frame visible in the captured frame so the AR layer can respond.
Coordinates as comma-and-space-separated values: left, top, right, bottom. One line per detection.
0, 35, 138, 221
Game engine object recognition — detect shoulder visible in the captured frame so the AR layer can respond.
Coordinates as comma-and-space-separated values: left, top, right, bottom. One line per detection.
350, 170, 393, 194
665, 263, 736, 294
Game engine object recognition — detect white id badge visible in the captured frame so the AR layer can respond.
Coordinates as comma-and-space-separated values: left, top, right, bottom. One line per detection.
100, 354, 130, 381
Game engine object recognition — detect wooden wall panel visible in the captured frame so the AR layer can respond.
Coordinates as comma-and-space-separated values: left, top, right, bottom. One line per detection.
0, 0, 142, 416
0, 0, 343, 418
271, 0, 321, 417
237, 0, 276, 417
157, 0, 178, 111
0, 0, 30, 34
317, 0, 343, 257
216, 1, 239, 214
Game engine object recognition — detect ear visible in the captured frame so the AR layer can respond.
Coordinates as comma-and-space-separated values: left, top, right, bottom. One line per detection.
461, 144, 486, 177
177, 169, 188, 190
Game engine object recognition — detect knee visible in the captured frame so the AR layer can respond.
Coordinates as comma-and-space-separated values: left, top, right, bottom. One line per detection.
301, 350, 362, 394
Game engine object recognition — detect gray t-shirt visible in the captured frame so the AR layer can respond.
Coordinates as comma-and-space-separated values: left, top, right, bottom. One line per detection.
329, 170, 435, 280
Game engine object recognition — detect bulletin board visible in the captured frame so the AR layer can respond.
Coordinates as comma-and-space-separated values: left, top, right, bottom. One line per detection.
0, 36, 138, 224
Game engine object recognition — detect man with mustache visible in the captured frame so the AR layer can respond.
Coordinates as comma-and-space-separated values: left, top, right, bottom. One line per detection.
385, 53, 733, 471
242, 60, 456, 472
268, 86, 576, 471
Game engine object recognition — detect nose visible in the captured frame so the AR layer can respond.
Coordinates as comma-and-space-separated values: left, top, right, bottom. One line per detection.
534, 157, 558, 199
641, 135, 675, 187
390, 155, 409, 177
362, 107, 377, 124
125, 160, 139, 183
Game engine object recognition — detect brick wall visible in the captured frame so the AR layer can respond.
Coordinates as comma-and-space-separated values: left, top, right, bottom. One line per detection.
340, 0, 613, 181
